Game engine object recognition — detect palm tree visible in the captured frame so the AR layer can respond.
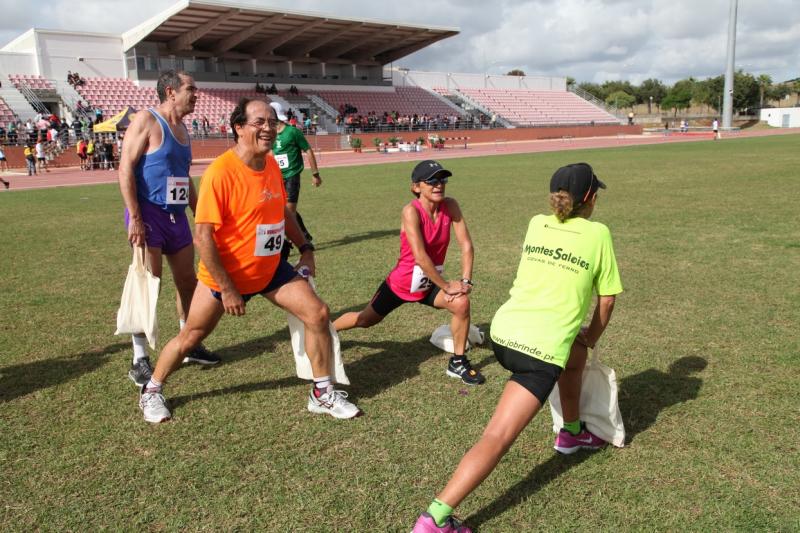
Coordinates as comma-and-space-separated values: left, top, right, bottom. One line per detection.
757, 74, 772, 108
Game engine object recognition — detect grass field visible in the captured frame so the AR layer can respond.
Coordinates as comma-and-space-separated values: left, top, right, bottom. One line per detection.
1, 135, 799, 531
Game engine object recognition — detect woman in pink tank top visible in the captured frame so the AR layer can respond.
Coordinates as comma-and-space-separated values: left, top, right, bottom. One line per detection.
333, 160, 484, 386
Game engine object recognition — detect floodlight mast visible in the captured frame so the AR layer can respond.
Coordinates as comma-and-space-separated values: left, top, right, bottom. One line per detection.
722, 0, 738, 129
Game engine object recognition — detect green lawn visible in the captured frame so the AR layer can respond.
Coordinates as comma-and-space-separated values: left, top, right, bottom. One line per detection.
1, 135, 798, 531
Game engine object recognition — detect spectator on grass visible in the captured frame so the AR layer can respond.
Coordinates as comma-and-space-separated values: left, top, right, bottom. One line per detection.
334, 160, 483, 387
411, 163, 622, 533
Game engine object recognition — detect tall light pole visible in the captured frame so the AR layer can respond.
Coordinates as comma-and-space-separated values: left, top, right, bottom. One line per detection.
722, 0, 738, 129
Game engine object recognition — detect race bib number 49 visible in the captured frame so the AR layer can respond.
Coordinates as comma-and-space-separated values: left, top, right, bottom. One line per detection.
255, 221, 285, 257
275, 154, 289, 169
410, 264, 444, 293
166, 176, 190, 205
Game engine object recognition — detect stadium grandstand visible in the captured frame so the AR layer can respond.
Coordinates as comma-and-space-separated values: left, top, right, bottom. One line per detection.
0, 0, 631, 167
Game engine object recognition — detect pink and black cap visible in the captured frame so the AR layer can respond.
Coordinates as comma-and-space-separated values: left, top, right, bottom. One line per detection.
411, 160, 452, 183
549, 162, 606, 205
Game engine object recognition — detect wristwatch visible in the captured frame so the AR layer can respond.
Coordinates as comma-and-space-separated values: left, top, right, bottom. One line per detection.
312, 171, 321, 177
461, 278, 474, 286
299, 242, 315, 254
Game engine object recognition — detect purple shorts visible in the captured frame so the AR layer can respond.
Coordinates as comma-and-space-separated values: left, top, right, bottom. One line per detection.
125, 200, 192, 255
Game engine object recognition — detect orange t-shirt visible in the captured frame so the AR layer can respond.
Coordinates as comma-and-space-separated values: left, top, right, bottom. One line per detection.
196, 149, 287, 294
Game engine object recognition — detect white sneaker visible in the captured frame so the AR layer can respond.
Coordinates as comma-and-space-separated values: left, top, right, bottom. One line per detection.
307, 388, 362, 419
139, 391, 172, 423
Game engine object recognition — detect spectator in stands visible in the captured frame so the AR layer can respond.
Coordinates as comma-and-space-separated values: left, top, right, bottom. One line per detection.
67, 71, 74, 86
25, 120, 35, 143
0, 123, 5, 144
191, 117, 199, 137
24, 143, 36, 176
77, 138, 88, 170
218, 114, 227, 136
269, 101, 321, 259
95, 107, 103, 123
8, 121, 18, 144
289, 85, 299, 96
201, 115, 209, 137
627, 111, 634, 125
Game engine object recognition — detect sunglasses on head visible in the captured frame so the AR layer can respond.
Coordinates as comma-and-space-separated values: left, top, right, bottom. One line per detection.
422, 176, 448, 186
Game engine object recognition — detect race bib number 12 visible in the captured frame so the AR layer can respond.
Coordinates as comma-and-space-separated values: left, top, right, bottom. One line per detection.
166, 176, 190, 205
410, 264, 443, 293
254, 221, 285, 257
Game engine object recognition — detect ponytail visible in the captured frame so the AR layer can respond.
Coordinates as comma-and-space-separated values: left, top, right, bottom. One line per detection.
549, 191, 573, 222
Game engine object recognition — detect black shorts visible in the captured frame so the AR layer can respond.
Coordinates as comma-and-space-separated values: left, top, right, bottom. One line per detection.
210, 260, 299, 303
369, 280, 440, 317
492, 339, 562, 404
284, 173, 301, 204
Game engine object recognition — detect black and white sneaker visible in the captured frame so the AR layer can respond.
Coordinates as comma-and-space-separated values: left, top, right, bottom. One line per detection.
183, 344, 221, 365
128, 357, 153, 386
446, 356, 486, 385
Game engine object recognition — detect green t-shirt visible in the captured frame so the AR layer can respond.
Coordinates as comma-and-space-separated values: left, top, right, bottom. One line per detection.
490, 214, 623, 368
272, 124, 310, 179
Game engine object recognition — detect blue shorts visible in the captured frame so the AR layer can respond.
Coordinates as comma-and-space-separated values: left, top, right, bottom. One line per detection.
210, 260, 299, 302
125, 200, 192, 255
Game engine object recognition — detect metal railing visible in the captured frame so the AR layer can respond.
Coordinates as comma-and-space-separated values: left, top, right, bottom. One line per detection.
568, 84, 624, 121
451, 90, 515, 128
15, 83, 49, 115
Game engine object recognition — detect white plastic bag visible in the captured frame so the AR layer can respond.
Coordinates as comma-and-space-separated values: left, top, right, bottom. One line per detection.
114, 246, 160, 350
287, 276, 349, 385
550, 344, 626, 448
429, 324, 485, 353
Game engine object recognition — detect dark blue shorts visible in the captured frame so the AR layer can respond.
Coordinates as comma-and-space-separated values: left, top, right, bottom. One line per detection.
124, 200, 192, 255
210, 260, 299, 302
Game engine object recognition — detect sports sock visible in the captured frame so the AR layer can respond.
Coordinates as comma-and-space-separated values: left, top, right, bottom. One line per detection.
143, 377, 163, 393
563, 420, 582, 435
312, 376, 332, 397
179, 319, 186, 329
450, 355, 466, 365
427, 498, 453, 527
132, 334, 148, 364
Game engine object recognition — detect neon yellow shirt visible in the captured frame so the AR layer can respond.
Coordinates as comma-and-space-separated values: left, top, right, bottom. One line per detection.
491, 214, 623, 368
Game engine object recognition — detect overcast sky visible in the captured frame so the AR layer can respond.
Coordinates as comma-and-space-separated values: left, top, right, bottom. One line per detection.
1, 0, 797, 84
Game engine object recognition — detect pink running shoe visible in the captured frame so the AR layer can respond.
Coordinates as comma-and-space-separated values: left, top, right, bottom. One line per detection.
411, 512, 472, 533
554, 425, 607, 455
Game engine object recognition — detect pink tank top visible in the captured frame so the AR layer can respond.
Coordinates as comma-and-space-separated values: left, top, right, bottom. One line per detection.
386, 199, 452, 301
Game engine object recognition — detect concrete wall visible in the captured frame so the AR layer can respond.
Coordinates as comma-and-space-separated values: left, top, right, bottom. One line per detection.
0, 52, 36, 75
393, 69, 566, 91
35, 31, 125, 80
760, 107, 800, 128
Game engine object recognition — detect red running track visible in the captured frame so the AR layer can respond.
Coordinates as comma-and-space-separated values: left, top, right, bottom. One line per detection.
2, 128, 798, 192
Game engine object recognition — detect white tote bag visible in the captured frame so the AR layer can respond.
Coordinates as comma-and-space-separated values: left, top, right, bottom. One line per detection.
114, 246, 160, 350
429, 324, 485, 353
287, 276, 350, 385
549, 344, 626, 448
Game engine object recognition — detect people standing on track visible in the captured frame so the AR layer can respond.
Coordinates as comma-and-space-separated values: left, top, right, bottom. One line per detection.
35, 139, 47, 173
77, 138, 88, 170
138, 97, 361, 423
0, 145, 9, 189
411, 163, 622, 533
118, 69, 219, 388
268, 102, 321, 260
24, 144, 36, 176
712, 118, 720, 140
333, 160, 484, 386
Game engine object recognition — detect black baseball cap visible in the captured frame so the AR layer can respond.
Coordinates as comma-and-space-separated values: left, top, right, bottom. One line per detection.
411, 160, 452, 183
549, 163, 606, 205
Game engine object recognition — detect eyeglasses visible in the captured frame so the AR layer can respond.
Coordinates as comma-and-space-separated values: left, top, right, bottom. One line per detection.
422, 176, 448, 186
245, 119, 278, 129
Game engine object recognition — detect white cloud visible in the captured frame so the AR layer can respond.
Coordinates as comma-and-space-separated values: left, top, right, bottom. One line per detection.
0, 0, 797, 84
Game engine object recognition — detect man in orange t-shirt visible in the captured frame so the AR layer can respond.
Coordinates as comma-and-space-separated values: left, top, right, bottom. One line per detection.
138, 98, 361, 424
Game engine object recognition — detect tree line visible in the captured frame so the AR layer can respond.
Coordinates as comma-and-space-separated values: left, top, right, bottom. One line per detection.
568, 73, 800, 115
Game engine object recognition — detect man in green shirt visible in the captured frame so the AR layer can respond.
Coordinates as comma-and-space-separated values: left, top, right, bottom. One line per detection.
269, 102, 320, 258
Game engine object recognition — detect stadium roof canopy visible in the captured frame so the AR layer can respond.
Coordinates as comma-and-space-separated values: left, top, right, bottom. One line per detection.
122, 0, 459, 66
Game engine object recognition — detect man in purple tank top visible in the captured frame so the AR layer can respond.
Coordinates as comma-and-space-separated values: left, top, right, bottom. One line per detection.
118, 70, 219, 388
333, 160, 485, 385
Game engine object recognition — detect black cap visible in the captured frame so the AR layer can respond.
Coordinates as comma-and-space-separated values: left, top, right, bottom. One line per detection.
549, 163, 606, 205
411, 160, 452, 183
